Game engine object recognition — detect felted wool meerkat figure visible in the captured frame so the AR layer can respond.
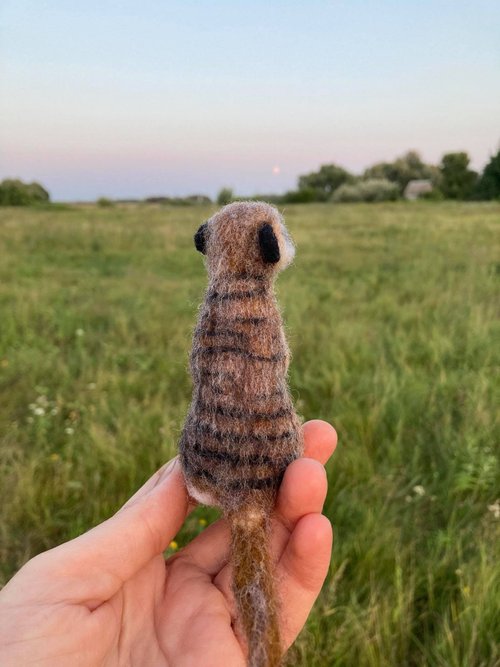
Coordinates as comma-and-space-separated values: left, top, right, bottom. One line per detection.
179, 201, 304, 667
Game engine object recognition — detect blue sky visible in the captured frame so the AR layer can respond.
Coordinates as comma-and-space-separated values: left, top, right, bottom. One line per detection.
1, 0, 499, 201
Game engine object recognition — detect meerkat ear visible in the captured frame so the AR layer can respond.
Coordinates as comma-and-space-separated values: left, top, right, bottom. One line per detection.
258, 223, 280, 264
194, 222, 208, 254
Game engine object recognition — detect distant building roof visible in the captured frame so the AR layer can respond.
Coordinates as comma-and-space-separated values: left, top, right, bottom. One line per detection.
404, 179, 433, 200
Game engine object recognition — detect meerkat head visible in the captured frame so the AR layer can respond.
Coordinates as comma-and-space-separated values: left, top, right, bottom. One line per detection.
193, 201, 295, 279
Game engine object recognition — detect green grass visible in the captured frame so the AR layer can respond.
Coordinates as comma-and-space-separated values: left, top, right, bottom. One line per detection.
1, 201, 499, 666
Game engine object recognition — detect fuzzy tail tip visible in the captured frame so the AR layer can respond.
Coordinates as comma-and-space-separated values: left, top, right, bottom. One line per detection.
230, 509, 282, 667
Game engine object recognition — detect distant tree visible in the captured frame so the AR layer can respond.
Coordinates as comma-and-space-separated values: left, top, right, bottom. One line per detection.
144, 196, 172, 204
298, 164, 353, 201
439, 152, 477, 200
97, 197, 113, 207
217, 187, 234, 206
281, 188, 317, 204
332, 178, 400, 203
0, 179, 50, 206
475, 149, 500, 200
364, 151, 439, 192
26, 182, 50, 203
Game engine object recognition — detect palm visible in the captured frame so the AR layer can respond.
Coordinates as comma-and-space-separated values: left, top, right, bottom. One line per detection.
158, 551, 244, 665
100, 549, 242, 666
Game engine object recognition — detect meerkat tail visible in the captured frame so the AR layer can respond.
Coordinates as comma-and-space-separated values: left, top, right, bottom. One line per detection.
229, 508, 282, 667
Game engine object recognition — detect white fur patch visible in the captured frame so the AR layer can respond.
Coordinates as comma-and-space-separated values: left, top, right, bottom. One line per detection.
278, 222, 296, 269
185, 479, 218, 507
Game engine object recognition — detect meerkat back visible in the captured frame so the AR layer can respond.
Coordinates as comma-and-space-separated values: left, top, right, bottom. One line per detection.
179, 201, 304, 667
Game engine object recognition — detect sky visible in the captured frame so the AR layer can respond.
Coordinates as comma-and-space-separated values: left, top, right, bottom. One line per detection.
1, 1, 499, 201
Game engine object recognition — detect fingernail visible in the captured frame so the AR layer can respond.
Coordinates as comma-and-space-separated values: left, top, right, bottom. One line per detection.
153, 457, 179, 488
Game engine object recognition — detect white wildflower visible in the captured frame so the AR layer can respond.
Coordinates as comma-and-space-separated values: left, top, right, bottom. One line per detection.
75, 328, 85, 337
51, 407, 59, 415
405, 495, 412, 503
487, 500, 500, 519
33, 407, 45, 416
65, 427, 75, 435
413, 485, 425, 497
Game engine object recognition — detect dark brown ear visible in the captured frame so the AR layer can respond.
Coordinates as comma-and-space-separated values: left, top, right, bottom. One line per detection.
194, 222, 208, 254
258, 222, 280, 264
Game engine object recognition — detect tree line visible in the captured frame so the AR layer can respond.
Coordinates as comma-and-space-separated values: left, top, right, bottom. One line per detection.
2, 146, 499, 207
0, 179, 50, 206
224, 147, 500, 205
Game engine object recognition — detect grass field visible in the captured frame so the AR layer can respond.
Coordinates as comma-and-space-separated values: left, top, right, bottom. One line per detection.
0, 201, 499, 666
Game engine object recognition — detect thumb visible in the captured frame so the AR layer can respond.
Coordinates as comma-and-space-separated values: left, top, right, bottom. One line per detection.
21, 458, 188, 605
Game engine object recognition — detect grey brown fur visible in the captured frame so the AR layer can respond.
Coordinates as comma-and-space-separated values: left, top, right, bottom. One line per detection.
179, 201, 304, 667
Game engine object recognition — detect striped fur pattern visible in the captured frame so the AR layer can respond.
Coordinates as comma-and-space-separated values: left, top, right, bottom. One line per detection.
179, 201, 304, 667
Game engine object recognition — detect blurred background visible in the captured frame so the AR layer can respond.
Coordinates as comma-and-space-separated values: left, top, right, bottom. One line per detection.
1, 2, 499, 665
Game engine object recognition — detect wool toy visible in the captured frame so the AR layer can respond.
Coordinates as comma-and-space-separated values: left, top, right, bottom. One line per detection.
179, 201, 304, 667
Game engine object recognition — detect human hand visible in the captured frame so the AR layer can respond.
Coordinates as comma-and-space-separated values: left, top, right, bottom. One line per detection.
0, 420, 337, 666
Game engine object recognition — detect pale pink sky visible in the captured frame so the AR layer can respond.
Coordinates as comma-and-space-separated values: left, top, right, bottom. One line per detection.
2, 1, 499, 200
